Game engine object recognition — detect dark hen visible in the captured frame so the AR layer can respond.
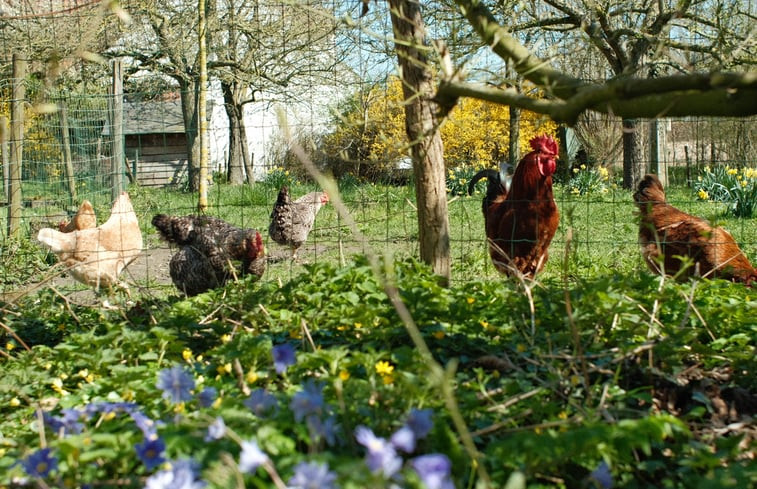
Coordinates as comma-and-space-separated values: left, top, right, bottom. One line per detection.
152, 214, 266, 296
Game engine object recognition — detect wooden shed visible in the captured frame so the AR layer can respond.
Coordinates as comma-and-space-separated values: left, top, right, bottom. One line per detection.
119, 100, 188, 187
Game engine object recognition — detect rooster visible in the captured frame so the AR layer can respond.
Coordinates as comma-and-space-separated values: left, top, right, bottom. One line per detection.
37, 192, 143, 292
468, 135, 560, 277
58, 200, 97, 232
152, 214, 266, 296
268, 186, 329, 260
634, 174, 756, 284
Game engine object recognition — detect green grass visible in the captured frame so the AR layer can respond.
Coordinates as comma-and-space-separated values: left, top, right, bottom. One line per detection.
0, 180, 755, 488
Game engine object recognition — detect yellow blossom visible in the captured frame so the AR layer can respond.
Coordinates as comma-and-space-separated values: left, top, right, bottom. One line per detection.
217, 363, 232, 375
10, 397, 20, 407
246, 370, 259, 384
558, 411, 568, 420
212, 397, 222, 409
182, 349, 193, 361
103, 411, 116, 421
697, 189, 709, 200
122, 389, 135, 401
382, 374, 394, 385
598, 166, 609, 180
727, 168, 738, 175
466, 297, 475, 304
479, 320, 489, 330
354, 322, 363, 329
433, 331, 445, 340
51, 378, 69, 396
580, 164, 586, 170
516, 344, 527, 353
174, 403, 186, 414
375, 361, 394, 376
339, 370, 350, 381
6, 343, 14, 351
220, 334, 232, 344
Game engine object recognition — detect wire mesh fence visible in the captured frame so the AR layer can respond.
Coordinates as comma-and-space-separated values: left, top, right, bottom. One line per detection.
0, 1, 755, 301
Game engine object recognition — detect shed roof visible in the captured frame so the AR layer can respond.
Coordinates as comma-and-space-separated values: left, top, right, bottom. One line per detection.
104, 99, 185, 136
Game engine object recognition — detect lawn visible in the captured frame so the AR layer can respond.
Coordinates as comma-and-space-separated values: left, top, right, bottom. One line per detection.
0, 179, 755, 489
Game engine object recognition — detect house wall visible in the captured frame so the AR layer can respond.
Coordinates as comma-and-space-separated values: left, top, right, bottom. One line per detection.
126, 133, 188, 187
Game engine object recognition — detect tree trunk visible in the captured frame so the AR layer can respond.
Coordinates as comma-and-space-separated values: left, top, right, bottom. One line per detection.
389, 0, 450, 284
621, 118, 645, 190
222, 80, 251, 185
179, 80, 201, 192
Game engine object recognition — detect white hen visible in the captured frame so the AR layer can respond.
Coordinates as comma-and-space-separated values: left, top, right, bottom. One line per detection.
37, 192, 143, 292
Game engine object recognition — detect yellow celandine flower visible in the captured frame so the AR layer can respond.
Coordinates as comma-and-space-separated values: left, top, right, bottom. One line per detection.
516, 344, 527, 353
122, 389, 135, 401
246, 370, 259, 384
466, 297, 475, 304
51, 378, 69, 396
77, 369, 94, 383
182, 349, 193, 361
354, 322, 363, 329
103, 411, 116, 421
217, 363, 232, 375
59, 373, 69, 380
174, 403, 186, 414
339, 370, 350, 381
375, 361, 394, 376
220, 334, 232, 344
6, 343, 14, 351
212, 397, 222, 409
558, 411, 568, 420
479, 320, 489, 330
382, 374, 394, 385
10, 397, 20, 407
580, 164, 587, 170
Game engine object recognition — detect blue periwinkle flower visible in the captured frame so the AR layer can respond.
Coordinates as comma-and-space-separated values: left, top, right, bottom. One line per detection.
21, 447, 57, 478
157, 366, 195, 404
411, 454, 454, 489
288, 461, 339, 489
272, 343, 296, 374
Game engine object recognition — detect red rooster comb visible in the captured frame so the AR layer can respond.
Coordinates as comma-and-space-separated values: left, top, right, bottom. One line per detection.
529, 135, 559, 157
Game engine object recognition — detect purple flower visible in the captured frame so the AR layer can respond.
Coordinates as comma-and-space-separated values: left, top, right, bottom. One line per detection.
130, 410, 159, 438
20, 447, 57, 478
157, 366, 195, 404
307, 414, 340, 447
238, 440, 268, 473
290, 380, 324, 422
390, 425, 416, 453
205, 417, 226, 441
406, 408, 433, 439
272, 343, 296, 374
288, 461, 338, 489
590, 461, 613, 489
197, 387, 217, 408
135, 437, 166, 470
244, 388, 278, 418
410, 454, 454, 489
144, 459, 206, 489
44, 409, 84, 436
355, 426, 402, 478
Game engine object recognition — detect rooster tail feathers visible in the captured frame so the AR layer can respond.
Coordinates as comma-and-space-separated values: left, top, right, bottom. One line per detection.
467, 169, 501, 196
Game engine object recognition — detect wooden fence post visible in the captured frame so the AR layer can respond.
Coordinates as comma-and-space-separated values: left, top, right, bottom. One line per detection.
111, 60, 124, 201
7, 54, 25, 238
0, 116, 8, 203
59, 104, 78, 206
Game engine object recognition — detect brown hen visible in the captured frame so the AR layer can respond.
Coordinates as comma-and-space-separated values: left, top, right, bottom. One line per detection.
58, 200, 97, 232
468, 135, 560, 277
634, 174, 756, 284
